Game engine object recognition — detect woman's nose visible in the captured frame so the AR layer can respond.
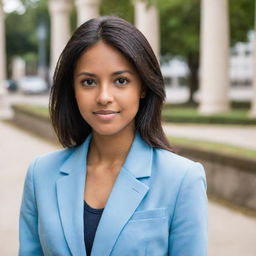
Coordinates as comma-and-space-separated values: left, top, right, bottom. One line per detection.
96, 85, 114, 105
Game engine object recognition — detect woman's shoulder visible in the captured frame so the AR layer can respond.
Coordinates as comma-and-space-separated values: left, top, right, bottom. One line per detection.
36, 146, 74, 163
152, 147, 206, 184
27, 146, 76, 176
153, 147, 197, 167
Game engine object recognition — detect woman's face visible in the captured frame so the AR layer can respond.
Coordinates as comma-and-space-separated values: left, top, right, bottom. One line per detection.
73, 41, 143, 137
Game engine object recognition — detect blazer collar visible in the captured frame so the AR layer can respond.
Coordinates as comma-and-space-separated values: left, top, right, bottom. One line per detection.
59, 133, 92, 175
56, 132, 152, 256
122, 132, 152, 178
60, 132, 152, 178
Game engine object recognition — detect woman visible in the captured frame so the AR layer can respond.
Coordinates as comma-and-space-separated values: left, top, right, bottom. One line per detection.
19, 16, 208, 256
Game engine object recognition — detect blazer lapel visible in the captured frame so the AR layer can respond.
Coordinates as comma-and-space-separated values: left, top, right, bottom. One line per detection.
56, 132, 153, 256
56, 135, 92, 256
91, 132, 153, 256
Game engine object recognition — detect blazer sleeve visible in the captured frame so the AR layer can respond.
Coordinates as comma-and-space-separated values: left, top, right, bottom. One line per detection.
168, 162, 208, 256
19, 157, 44, 256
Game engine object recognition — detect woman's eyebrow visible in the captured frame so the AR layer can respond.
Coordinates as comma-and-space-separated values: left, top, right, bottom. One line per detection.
76, 72, 96, 78
112, 70, 134, 76
76, 70, 134, 77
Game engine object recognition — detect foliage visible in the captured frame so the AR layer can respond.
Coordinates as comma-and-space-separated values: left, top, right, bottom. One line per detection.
5, 11, 37, 58
4, 0, 255, 86
230, 0, 254, 45
5, 0, 50, 76
5, 0, 134, 77
158, 0, 254, 59
100, 0, 134, 22
155, 0, 254, 103
158, 0, 200, 59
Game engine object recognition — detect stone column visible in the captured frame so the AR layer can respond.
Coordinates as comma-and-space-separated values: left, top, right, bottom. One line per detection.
48, 0, 72, 75
250, 1, 256, 117
199, 0, 230, 114
75, 0, 101, 26
0, 0, 6, 92
134, 0, 160, 61
12, 57, 26, 81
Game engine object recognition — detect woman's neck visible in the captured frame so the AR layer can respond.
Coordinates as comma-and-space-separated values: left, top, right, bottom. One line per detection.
87, 129, 135, 167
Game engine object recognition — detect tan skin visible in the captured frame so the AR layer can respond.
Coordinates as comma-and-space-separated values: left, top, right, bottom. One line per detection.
85, 129, 134, 209
73, 41, 145, 209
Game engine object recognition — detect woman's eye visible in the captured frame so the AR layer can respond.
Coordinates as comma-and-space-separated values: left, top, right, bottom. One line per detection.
116, 77, 129, 85
81, 79, 96, 87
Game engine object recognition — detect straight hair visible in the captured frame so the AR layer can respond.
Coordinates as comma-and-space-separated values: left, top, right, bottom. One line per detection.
49, 16, 172, 151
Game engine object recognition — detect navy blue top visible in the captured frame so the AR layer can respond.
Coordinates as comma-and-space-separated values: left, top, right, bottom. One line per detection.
83, 201, 104, 256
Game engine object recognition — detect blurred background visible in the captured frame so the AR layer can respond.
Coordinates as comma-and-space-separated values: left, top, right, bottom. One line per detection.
0, 0, 256, 255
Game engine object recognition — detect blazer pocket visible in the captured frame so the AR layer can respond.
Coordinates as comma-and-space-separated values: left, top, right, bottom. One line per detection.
129, 208, 167, 222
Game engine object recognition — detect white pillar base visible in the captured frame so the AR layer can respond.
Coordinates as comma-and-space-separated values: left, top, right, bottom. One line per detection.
249, 86, 256, 117
250, 107, 256, 118
12, 57, 26, 80
199, 101, 230, 115
249, 80, 256, 118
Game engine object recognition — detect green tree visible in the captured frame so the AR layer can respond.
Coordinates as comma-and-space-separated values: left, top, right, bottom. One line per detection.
5, 0, 254, 94
159, 0, 200, 103
229, 0, 254, 45
5, 0, 133, 77
158, 0, 254, 103
100, 0, 134, 22
5, 0, 50, 76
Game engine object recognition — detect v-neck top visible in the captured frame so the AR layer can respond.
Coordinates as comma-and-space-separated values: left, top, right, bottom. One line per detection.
83, 201, 104, 256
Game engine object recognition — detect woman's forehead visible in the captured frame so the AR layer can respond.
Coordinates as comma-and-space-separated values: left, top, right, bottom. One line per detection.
75, 41, 137, 74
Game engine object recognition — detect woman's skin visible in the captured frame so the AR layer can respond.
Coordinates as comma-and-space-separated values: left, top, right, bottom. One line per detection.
73, 41, 145, 209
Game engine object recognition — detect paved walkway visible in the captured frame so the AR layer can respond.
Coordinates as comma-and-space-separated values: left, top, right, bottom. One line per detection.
0, 121, 60, 255
0, 120, 256, 255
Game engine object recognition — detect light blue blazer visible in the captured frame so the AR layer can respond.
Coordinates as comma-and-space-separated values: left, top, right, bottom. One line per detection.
19, 132, 208, 256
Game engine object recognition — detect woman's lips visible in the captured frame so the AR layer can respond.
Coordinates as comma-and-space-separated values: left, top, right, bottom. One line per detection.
93, 110, 120, 120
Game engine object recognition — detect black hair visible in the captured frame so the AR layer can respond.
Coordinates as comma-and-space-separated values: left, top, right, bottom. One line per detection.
49, 15, 172, 151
